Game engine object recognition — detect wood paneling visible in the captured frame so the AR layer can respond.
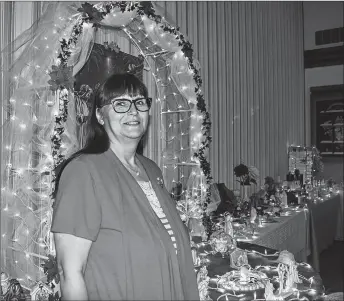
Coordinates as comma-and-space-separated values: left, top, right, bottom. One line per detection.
304, 45, 344, 68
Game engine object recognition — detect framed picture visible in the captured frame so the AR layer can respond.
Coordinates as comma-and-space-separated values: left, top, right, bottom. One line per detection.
311, 85, 344, 157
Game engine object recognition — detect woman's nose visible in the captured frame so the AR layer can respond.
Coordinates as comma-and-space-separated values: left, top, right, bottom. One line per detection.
128, 103, 138, 114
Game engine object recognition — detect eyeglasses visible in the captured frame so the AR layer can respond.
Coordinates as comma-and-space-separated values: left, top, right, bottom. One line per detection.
111, 97, 152, 113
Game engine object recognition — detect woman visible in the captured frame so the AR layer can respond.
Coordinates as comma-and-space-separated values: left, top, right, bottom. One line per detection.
51, 73, 199, 300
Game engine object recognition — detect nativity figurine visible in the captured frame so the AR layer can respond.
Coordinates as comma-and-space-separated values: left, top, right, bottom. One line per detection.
276, 250, 302, 298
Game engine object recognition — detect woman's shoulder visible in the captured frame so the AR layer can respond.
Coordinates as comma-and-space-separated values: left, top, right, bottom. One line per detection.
58, 153, 106, 178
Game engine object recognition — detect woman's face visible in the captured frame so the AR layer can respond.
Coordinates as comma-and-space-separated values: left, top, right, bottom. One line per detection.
98, 93, 150, 142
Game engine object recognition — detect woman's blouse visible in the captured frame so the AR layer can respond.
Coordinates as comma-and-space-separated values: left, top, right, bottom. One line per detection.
137, 181, 178, 254
51, 150, 200, 300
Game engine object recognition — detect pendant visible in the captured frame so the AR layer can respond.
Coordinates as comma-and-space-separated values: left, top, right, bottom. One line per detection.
157, 177, 164, 187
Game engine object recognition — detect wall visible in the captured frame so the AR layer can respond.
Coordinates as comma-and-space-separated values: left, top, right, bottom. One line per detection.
303, 1, 344, 184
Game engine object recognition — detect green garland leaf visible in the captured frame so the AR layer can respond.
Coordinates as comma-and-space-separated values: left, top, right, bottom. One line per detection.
48, 65, 73, 92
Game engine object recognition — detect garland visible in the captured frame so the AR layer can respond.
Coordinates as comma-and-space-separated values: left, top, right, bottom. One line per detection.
48, 1, 213, 235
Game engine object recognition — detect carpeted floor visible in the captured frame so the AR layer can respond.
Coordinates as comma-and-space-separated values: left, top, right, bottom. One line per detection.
318, 241, 344, 294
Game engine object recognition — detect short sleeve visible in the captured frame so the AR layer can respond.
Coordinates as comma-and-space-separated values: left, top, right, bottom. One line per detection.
51, 158, 102, 242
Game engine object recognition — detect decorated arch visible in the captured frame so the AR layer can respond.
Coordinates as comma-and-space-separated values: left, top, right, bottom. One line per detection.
0, 1, 212, 290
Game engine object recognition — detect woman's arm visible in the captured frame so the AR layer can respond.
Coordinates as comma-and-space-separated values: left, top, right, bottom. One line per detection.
54, 233, 92, 300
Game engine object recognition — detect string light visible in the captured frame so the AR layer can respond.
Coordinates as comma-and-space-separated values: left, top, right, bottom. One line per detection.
1, 2, 214, 292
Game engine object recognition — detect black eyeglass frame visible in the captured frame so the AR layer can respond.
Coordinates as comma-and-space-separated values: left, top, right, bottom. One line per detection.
110, 97, 152, 113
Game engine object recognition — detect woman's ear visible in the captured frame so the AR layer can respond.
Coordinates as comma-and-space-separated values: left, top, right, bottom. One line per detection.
96, 108, 104, 125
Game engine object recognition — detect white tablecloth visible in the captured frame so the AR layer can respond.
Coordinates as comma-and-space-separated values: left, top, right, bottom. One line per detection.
335, 191, 344, 241
246, 209, 309, 262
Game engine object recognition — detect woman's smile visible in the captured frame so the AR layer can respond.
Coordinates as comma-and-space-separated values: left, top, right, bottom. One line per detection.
123, 120, 141, 126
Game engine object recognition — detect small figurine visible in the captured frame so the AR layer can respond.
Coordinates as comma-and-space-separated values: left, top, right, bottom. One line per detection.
264, 280, 284, 301
3, 279, 26, 301
250, 207, 257, 224
197, 266, 212, 301
191, 248, 201, 266
276, 250, 302, 298
239, 266, 250, 283
30, 281, 53, 301
1, 272, 10, 296
229, 249, 248, 269
224, 214, 234, 237
210, 231, 236, 257
281, 190, 288, 208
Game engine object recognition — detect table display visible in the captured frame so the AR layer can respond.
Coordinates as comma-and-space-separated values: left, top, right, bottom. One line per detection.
192, 238, 325, 301
192, 181, 342, 300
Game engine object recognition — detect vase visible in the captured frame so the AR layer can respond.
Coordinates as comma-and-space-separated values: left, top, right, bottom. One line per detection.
188, 217, 206, 238
242, 185, 250, 203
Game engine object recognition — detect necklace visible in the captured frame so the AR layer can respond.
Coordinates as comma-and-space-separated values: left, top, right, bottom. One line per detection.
122, 161, 140, 177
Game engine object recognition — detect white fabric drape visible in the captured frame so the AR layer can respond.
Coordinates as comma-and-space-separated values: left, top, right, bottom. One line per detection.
158, 1, 305, 194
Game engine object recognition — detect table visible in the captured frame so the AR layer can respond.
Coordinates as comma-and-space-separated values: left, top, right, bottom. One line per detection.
335, 191, 344, 241
238, 208, 309, 263
307, 193, 342, 272
240, 192, 342, 273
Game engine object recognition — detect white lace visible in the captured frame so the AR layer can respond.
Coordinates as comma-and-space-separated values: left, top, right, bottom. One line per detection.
137, 181, 178, 253
138, 181, 165, 217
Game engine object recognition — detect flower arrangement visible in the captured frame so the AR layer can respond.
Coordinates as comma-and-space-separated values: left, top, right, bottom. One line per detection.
264, 175, 276, 192
234, 163, 259, 186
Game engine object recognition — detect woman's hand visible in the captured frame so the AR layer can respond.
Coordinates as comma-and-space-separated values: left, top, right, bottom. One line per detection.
54, 233, 92, 300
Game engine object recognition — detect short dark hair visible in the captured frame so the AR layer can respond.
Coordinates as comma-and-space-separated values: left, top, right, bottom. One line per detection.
95, 73, 149, 108
53, 73, 149, 199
